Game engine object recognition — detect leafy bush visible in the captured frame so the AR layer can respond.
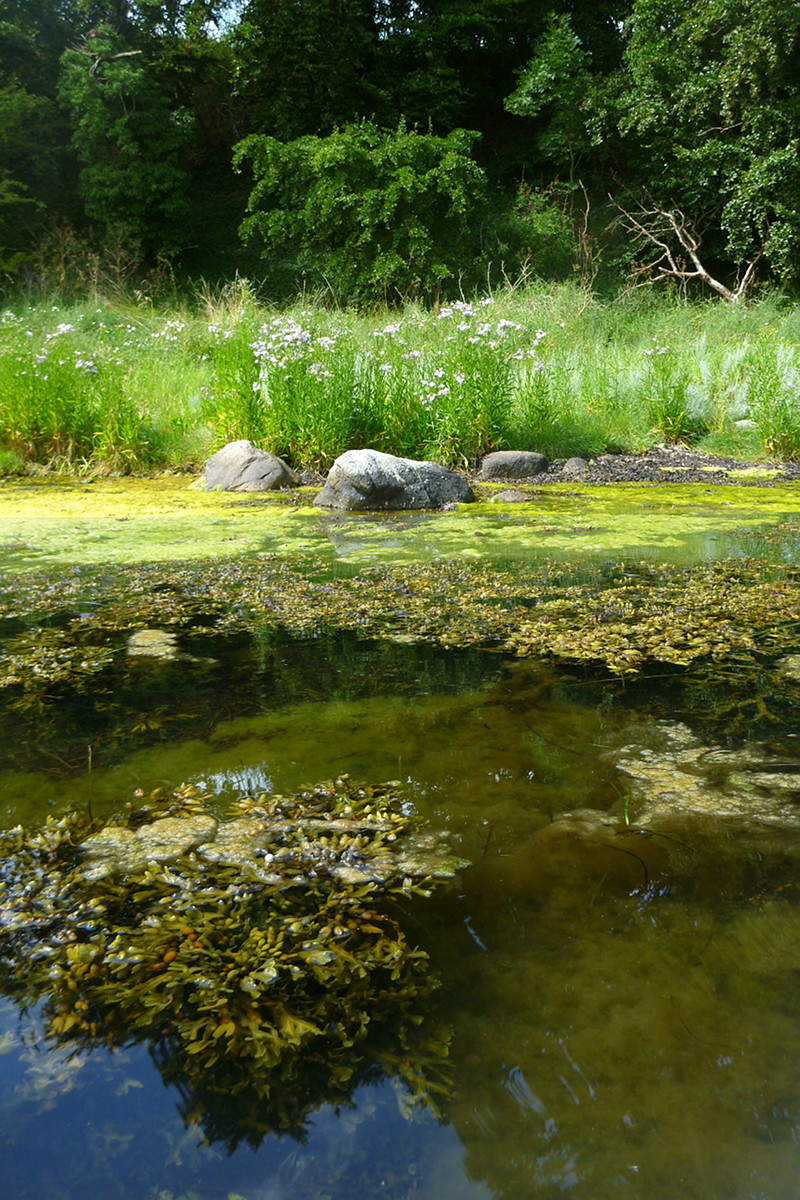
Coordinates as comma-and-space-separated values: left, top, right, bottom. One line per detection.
234, 122, 489, 305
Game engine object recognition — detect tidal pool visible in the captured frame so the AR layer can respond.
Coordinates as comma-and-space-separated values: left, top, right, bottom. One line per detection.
3, 478, 800, 1200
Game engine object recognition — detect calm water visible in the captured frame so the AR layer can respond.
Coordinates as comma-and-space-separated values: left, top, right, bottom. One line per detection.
2, 608, 800, 1198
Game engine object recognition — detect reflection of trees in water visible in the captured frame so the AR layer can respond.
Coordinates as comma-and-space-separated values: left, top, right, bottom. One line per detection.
0, 780, 456, 1152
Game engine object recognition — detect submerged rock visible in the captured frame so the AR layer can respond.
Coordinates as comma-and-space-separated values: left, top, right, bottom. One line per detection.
616, 721, 800, 829
127, 628, 180, 659
315, 449, 475, 511
78, 779, 468, 889
479, 450, 548, 480
200, 440, 299, 492
489, 488, 535, 503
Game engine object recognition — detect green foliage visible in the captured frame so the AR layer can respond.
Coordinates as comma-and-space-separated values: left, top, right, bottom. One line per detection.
58, 25, 194, 260
611, 0, 800, 290
231, 0, 381, 141
504, 13, 594, 161
485, 183, 575, 284
235, 121, 489, 304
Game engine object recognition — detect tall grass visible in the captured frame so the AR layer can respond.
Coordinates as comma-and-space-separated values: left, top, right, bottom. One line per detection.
3, 285, 800, 473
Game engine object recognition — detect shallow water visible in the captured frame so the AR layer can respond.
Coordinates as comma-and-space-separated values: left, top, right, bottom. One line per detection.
3, 474, 800, 1199
3, 617, 800, 1200
3, 476, 800, 569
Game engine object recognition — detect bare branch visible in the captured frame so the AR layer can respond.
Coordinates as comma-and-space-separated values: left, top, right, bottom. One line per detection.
611, 195, 762, 302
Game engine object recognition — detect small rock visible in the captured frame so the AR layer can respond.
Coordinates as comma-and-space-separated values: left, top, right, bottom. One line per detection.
200, 440, 299, 492
479, 450, 548, 480
562, 456, 588, 478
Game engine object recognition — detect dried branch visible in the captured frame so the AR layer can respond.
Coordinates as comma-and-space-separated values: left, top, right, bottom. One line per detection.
612, 196, 762, 303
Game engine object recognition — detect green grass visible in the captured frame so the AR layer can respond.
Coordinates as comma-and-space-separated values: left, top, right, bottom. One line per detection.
2, 284, 800, 472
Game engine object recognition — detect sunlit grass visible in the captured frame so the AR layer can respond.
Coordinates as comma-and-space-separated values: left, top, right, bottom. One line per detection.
2, 285, 800, 473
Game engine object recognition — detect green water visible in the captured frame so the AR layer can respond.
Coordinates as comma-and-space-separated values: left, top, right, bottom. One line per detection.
3, 479, 800, 1200
3, 476, 800, 568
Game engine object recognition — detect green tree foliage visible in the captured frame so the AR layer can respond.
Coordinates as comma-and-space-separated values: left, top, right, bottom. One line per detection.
231, 0, 383, 141
0, 0, 79, 273
234, 121, 490, 302
58, 24, 194, 259
611, 0, 800, 290
2, 0, 800, 298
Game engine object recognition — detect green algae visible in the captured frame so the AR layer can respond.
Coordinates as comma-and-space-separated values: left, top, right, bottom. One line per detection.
2, 477, 800, 571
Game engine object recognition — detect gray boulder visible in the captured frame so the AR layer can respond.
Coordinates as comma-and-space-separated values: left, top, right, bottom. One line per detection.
479, 450, 548, 480
315, 448, 475, 511
201, 440, 299, 491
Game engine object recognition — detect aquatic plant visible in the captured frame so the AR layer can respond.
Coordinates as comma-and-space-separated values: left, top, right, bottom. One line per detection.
2, 554, 799, 777
0, 777, 460, 1148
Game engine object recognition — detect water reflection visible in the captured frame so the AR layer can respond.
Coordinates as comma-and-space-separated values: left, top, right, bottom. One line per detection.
3, 628, 800, 1197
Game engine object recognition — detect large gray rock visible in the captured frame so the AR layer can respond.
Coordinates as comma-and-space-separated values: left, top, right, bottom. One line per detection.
201, 440, 299, 491
314, 449, 475, 511
479, 450, 548, 480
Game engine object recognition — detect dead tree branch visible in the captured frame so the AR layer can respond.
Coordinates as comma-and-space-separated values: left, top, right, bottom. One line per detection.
612, 197, 762, 303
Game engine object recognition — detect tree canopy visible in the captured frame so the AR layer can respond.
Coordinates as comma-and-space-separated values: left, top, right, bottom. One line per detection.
1, 0, 799, 299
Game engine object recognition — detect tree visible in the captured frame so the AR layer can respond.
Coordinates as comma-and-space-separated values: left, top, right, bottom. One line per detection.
0, 0, 81, 273
230, 0, 383, 141
234, 121, 490, 302
58, 24, 194, 259
611, 0, 800, 293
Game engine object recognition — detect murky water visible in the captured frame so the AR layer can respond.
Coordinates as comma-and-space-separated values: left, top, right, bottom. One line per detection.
3, 607, 800, 1200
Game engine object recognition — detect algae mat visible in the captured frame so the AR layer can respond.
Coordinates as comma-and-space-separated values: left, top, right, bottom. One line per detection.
1, 476, 800, 570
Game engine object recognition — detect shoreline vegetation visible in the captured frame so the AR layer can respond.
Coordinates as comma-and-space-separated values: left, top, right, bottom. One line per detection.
3, 283, 800, 480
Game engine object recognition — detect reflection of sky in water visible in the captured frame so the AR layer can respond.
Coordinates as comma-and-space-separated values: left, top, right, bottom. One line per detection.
0, 997, 488, 1200
192, 764, 274, 796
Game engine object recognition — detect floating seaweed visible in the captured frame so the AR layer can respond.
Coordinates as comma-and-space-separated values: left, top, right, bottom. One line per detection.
0, 777, 464, 1149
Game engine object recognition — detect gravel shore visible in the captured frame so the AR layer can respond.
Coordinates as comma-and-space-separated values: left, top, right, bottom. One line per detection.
524, 445, 800, 487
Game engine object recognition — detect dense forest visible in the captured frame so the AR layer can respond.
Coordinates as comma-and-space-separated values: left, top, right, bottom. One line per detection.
2, 0, 799, 303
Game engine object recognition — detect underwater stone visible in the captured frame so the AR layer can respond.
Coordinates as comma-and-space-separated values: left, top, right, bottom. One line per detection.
479, 450, 548, 480
776, 654, 800, 681
201, 440, 299, 492
314, 449, 475, 511
82, 814, 218, 879
127, 628, 179, 659
616, 722, 800, 829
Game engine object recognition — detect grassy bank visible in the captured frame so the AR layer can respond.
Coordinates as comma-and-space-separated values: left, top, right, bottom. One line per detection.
2, 283, 800, 474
